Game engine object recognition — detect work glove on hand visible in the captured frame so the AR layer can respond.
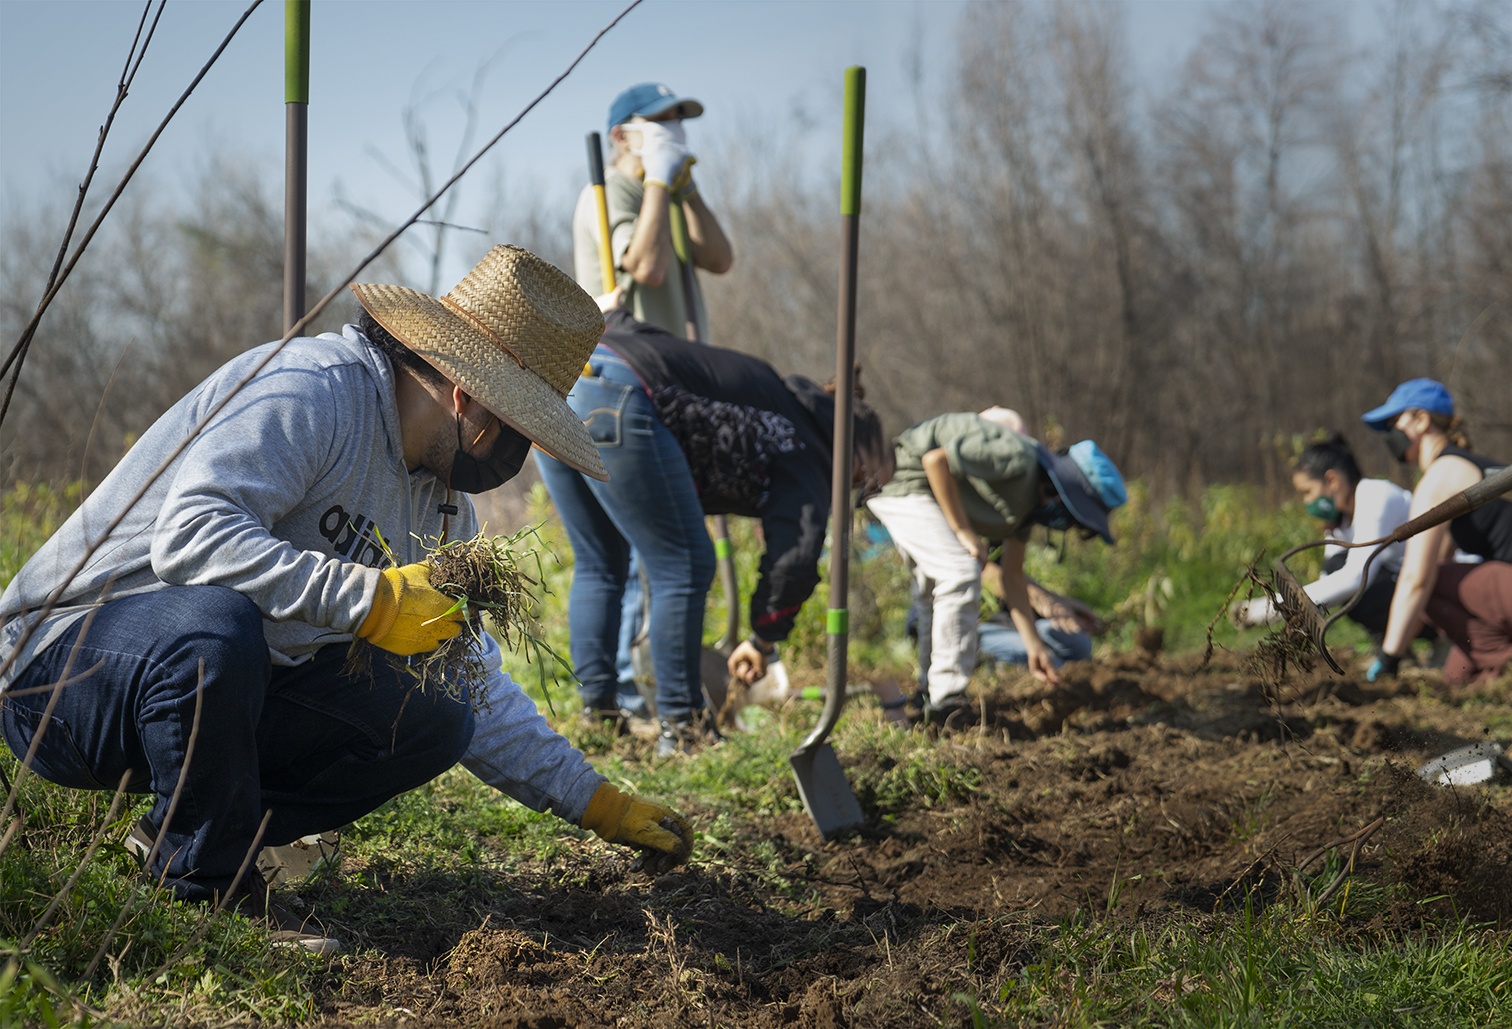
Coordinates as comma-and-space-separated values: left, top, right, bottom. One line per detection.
669, 156, 698, 202
636, 120, 694, 190
356, 562, 466, 656
1229, 596, 1277, 629
1366, 650, 1402, 683
580, 782, 693, 874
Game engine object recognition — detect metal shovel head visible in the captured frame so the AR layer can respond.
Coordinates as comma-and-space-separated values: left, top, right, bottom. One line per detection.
700, 646, 731, 715
1417, 741, 1509, 787
790, 742, 865, 840
627, 642, 731, 718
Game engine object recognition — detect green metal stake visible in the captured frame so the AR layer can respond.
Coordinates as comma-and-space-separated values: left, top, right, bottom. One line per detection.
284, 0, 310, 334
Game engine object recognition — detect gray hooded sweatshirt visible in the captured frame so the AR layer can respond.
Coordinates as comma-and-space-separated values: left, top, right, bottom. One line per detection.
0, 327, 604, 821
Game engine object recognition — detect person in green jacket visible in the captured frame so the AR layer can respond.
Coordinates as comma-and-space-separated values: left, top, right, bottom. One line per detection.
866, 412, 1127, 724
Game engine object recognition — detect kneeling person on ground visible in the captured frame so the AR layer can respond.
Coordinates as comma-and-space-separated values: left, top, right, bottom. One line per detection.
1230, 433, 1439, 649
0, 246, 693, 949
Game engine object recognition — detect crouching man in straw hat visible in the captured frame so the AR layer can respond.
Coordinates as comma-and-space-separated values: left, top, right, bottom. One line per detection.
0, 246, 692, 953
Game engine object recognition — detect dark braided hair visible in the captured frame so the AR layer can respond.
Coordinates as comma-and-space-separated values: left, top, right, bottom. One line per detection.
1294, 432, 1361, 487
357, 309, 449, 387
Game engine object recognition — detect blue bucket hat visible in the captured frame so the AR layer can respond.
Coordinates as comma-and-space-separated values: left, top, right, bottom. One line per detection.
1361, 378, 1454, 431
607, 83, 704, 135
1035, 440, 1128, 544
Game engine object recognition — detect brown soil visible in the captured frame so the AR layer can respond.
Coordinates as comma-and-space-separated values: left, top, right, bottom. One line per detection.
304, 653, 1512, 1028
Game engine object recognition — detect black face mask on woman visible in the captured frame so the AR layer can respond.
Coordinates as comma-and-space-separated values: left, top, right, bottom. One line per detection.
1384, 427, 1414, 464
449, 414, 532, 493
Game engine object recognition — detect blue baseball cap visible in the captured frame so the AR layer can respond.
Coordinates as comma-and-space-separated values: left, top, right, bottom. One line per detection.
607, 83, 704, 135
1035, 440, 1128, 544
1361, 378, 1454, 431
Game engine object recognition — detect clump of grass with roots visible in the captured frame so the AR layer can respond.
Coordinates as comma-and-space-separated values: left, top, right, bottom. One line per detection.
352, 525, 575, 709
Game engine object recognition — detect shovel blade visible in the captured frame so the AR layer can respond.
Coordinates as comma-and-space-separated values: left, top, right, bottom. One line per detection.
790, 742, 864, 840
700, 647, 731, 715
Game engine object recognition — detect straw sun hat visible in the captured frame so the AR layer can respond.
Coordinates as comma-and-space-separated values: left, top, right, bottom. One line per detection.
351, 245, 608, 481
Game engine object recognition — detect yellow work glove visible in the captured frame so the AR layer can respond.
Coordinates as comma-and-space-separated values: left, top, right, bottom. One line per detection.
580, 782, 693, 874
356, 562, 466, 656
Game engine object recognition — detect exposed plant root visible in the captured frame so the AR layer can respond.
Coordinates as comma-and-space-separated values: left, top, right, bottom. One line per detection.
349, 526, 572, 704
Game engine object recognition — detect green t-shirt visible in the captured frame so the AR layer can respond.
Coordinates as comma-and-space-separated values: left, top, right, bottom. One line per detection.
879, 412, 1041, 540
572, 167, 709, 341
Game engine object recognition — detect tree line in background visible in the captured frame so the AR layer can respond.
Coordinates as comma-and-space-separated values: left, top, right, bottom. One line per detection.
705, 0, 1510, 494
3, 0, 1508, 505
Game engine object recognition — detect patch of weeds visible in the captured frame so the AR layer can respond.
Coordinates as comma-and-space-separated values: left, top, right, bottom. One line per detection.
343, 768, 575, 870
595, 721, 806, 820
848, 733, 985, 816
1228, 785, 1279, 843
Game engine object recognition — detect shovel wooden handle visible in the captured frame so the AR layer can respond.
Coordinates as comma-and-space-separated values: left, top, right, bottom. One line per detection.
585, 132, 617, 295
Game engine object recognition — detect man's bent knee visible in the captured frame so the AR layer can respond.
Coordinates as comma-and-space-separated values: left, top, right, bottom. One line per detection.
397, 687, 475, 780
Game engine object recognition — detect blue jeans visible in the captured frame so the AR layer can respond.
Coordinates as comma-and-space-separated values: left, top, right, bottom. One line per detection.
537, 345, 714, 722
615, 553, 650, 717
0, 586, 473, 901
977, 618, 1093, 669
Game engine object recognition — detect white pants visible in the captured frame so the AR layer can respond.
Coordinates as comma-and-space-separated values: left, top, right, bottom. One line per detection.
866, 493, 981, 703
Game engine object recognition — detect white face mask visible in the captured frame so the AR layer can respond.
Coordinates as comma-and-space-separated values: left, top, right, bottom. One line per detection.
624, 118, 685, 154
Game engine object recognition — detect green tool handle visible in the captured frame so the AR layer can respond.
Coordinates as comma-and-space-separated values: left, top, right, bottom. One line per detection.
283, 0, 310, 336
285, 1, 310, 104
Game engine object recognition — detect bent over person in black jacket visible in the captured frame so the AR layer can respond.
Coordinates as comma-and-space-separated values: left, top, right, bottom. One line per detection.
537, 304, 893, 756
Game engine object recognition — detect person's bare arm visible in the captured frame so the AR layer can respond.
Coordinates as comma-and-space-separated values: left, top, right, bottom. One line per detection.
922, 448, 987, 564
1024, 577, 1106, 634
683, 190, 733, 274
987, 564, 1104, 634
1380, 457, 1481, 656
999, 539, 1059, 684
619, 183, 674, 287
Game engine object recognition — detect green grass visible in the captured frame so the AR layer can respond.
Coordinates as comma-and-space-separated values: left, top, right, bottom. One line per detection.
1, 481, 81, 590
957, 901, 1511, 1027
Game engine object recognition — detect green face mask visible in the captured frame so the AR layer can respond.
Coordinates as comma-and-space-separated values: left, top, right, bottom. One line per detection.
1306, 494, 1340, 523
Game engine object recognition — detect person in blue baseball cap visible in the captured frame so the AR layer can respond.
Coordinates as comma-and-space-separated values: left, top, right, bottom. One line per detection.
1361, 379, 1512, 685
572, 83, 732, 342
866, 410, 1127, 726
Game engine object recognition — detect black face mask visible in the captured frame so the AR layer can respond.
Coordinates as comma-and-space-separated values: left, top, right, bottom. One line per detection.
448, 415, 532, 493
1384, 427, 1414, 464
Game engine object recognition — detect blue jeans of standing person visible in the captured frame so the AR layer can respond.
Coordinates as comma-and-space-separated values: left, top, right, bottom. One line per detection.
536, 344, 714, 722
0, 586, 473, 902
614, 554, 650, 717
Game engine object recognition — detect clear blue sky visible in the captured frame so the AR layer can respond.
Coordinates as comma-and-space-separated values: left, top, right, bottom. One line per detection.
1, 1, 1376, 288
